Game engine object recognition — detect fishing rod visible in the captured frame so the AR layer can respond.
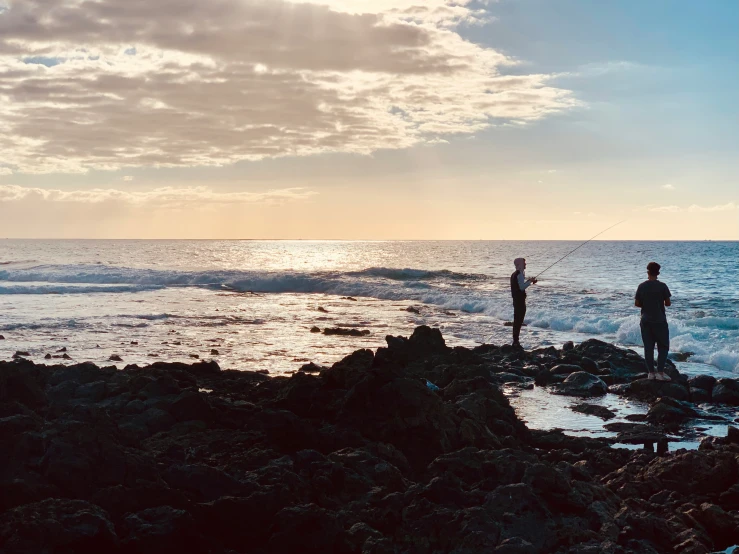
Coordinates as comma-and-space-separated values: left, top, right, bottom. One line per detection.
531, 219, 626, 281
477, 219, 625, 345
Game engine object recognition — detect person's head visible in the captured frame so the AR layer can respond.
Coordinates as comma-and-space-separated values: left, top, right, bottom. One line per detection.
514, 258, 526, 271
647, 262, 661, 280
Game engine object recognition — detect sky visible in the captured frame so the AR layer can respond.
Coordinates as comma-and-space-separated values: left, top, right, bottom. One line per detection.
0, 0, 736, 240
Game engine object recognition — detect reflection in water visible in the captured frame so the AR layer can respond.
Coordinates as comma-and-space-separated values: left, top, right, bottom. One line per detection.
506, 385, 735, 451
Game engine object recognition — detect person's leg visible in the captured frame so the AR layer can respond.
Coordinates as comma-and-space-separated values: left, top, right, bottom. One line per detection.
655, 321, 670, 377
513, 300, 526, 345
640, 321, 656, 375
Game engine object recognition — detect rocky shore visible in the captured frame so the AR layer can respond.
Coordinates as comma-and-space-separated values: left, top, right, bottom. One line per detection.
1, 326, 738, 553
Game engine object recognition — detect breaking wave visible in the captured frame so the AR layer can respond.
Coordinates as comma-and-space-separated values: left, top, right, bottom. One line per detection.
1, 263, 736, 372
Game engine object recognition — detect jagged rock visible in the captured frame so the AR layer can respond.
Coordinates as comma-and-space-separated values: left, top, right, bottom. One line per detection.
0, 499, 120, 553
549, 364, 583, 376
267, 504, 346, 553
122, 506, 206, 553
562, 341, 574, 352
690, 387, 711, 404
299, 362, 325, 373
384, 325, 448, 363
580, 357, 600, 374
572, 403, 616, 420
626, 378, 690, 402
646, 397, 699, 425
321, 349, 374, 390
712, 379, 739, 405
696, 503, 739, 549
340, 373, 457, 470
75, 380, 107, 402
552, 372, 607, 397
0, 328, 733, 554
162, 464, 251, 502
109, 354, 123, 362
323, 327, 370, 336
688, 375, 716, 392
310, 326, 321, 333
167, 390, 212, 423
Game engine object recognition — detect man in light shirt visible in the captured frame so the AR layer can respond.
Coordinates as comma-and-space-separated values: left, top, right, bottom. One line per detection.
510, 258, 537, 347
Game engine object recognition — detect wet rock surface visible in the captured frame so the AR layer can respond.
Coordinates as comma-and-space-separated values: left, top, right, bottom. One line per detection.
0, 326, 738, 553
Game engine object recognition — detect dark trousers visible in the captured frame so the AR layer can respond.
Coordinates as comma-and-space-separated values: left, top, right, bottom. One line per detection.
513, 299, 526, 344
640, 320, 670, 373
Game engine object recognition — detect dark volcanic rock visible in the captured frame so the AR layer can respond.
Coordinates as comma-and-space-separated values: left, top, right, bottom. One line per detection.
0, 327, 735, 554
690, 387, 712, 404
574, 338, 680, 382
552, 371, 607, 397
646, 397, 699, 425
572, 403, 616, 420
323, 327, 370, 336
321, 349, 374, 390
383, 325, 449, 364
0, 363, 47, 408
340, 374, 456, 471
167, 390, 212, 422
122, 505, 206, 553
626, 378, 690, 402
0, 499, 120, 553
712, 379, 739, 405
549, 363, 583, 376
689, 374, 717, 392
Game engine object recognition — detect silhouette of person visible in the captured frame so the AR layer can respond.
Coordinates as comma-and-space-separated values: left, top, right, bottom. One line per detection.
511, 258, 537, 347
635, 261, 672, 381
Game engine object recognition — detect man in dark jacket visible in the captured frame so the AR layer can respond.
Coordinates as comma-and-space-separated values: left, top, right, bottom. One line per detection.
635, 261, 672, 381
511, 258, 537, 347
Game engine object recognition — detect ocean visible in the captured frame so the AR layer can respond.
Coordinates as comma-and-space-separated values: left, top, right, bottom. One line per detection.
1, 240, 737, 378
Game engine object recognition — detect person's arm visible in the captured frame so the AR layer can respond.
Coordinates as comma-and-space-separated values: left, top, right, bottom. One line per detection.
634, 287, 642, 307
518, 273, 531, 290
664, 285, 672, 307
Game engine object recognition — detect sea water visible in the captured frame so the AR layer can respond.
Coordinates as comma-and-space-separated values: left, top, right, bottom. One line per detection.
1, 240, 736, 376
2, 240, 737, 445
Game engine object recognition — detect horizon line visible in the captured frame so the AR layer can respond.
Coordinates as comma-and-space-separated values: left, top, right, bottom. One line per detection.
1, 238, 738, 242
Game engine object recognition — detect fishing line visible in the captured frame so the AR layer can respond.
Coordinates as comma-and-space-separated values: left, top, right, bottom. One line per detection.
477, 219, 626, 345
531, 220, 626, 281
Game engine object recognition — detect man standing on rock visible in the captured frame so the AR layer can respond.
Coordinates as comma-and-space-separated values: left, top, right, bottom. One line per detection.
635, 262, 672, 381
511, 258, 536, 348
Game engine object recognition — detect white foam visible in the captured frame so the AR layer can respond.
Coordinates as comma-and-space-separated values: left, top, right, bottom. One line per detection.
1, 262, 736, 373
705, 350, 739, 374
0, 284, 161, 294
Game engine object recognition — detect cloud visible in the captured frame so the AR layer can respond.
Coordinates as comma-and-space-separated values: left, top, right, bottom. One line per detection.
661, 184, 674, 190
122, 176, 134, 182
0, 167, 12, 176
687, 202, 737, 213
0, 0, 579, 174
649, 202, 737, 213
0, 184, 317, 208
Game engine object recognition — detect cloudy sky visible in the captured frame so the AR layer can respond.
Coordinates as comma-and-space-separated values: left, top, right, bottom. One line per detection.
0, 0, 736, 239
